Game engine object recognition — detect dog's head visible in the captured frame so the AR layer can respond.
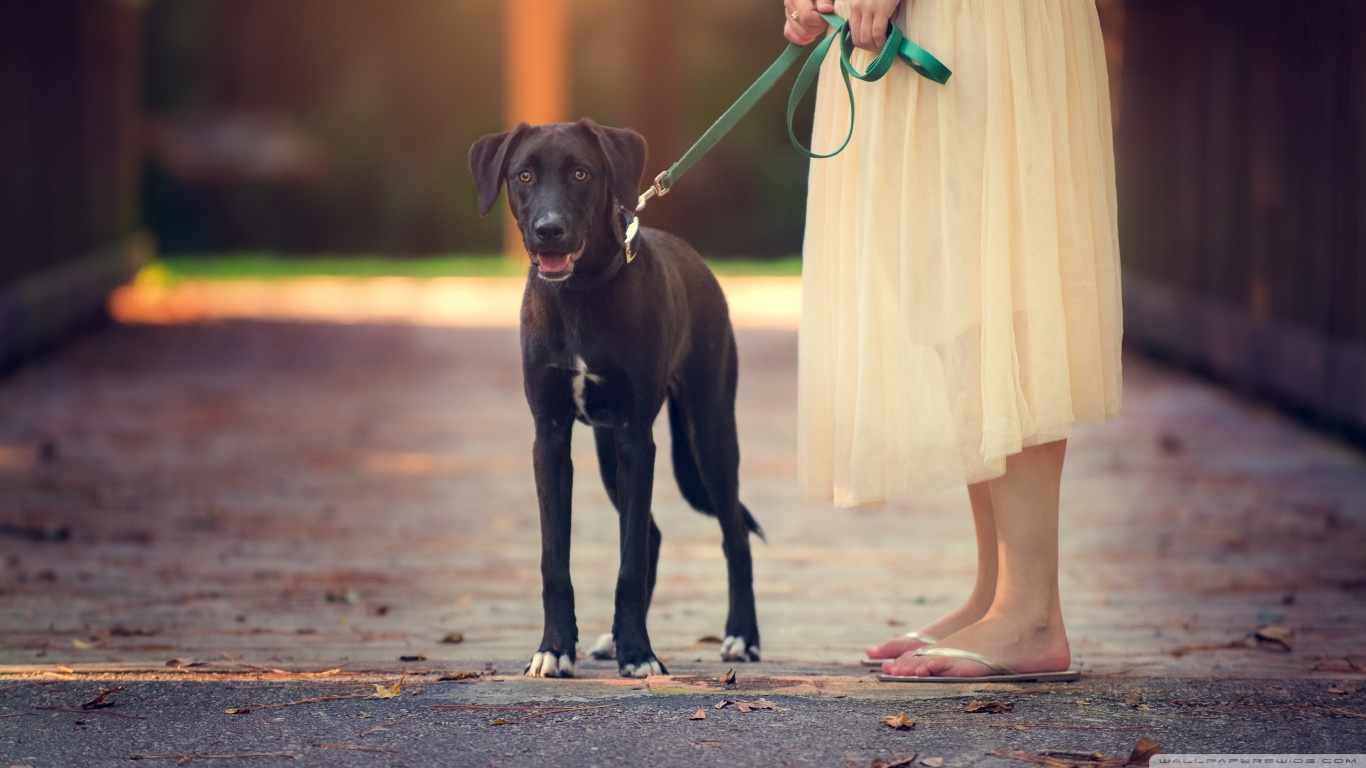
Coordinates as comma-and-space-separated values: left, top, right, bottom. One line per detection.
469, 119, 646, 281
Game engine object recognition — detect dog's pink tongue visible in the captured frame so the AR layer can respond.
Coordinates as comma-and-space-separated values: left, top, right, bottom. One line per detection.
538, 253, 570, 274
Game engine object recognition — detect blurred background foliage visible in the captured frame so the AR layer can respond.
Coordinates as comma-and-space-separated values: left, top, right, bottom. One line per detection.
143, 0, 812, 258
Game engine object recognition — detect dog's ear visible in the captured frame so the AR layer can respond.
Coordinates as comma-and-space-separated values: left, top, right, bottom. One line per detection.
581, 119, 647, 209
468, 123, 530, 217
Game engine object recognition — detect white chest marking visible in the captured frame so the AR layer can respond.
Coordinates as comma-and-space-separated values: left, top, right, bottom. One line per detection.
571, 356, 603, 421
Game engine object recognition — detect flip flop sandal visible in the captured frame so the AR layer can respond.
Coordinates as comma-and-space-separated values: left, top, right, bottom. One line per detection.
876, 646, 1081, 683
860, 630, 939, 667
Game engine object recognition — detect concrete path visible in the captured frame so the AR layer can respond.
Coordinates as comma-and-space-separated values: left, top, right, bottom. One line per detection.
1, 276, 1364, 764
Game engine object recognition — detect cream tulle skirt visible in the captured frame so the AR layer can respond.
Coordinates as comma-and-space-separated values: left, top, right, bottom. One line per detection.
798, 0, 1123, 506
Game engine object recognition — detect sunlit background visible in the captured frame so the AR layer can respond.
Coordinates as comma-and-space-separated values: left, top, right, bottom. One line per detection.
2, 0, 1363, 431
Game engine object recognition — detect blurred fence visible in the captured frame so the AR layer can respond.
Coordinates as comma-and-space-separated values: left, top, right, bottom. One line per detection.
0, 0, 150, 369
1114, 0, 1366, 433
142, 0, 810, 257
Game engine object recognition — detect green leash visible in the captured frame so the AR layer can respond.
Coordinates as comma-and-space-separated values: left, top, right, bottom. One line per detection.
633, 10, 950, 215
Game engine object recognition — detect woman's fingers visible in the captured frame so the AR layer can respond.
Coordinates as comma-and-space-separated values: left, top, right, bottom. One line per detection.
849, 0, 901, 52
783, 0, 829, 45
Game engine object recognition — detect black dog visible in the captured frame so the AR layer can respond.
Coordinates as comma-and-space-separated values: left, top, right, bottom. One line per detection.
468, 119, 763, 678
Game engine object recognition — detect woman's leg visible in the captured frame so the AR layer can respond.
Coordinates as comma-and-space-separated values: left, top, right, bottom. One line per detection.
864, 481, 999, 660
883, 439, 1073, 677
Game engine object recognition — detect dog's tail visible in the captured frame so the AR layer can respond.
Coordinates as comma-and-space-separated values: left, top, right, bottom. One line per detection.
667, 397, 766, 542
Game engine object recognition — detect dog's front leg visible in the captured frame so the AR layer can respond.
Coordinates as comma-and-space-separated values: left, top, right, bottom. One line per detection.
526, 415, 577, 678
611, 422, 667, 677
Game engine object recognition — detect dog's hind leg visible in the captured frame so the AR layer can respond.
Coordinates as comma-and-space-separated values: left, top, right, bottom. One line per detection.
588, 427, 662, 662
671, 386, 762, 663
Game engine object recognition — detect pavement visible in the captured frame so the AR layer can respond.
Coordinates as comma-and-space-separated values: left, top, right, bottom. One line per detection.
1, 276, 1364, 766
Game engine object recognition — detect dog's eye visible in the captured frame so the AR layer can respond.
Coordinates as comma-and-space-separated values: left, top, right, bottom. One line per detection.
516, 170, 533, 183
573, 169, 589, 182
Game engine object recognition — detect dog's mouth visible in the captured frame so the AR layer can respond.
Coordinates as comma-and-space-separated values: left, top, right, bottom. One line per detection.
532, 244, 585, 280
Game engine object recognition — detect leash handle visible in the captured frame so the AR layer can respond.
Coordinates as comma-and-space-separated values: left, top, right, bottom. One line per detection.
786, 11, 950, 159
636, 10, 951, 211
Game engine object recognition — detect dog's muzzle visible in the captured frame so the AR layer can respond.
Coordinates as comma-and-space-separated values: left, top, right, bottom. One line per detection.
531, 244, 585, 280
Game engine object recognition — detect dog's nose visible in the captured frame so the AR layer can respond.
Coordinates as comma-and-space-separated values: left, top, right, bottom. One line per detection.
533, 214, 567, 244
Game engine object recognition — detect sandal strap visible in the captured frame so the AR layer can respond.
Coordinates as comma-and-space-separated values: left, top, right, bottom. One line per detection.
901, 631, 939, 644
910, 646, 1018, 675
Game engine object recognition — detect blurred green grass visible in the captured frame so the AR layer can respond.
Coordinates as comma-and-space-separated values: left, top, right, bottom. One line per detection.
149, 254, 802, 282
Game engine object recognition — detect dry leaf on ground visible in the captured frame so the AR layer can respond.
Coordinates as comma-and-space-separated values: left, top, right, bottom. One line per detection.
373, 678, 404, 699
965, 700, 1013, 713
923, 758, 945, 767
720, 669, 736, 685
1327, 684, 1359, 694
690, 707, 706, 720
870, 755, 918, 768
436, 671, 480, 682
441, 632, 464, 644
881, 712, 916, 730
398, 653, 427, 662
1129, 737, 1162, 765
734, 698, 776, 713
1252, 625, 1294, 651
714, 700, 733, 709
81, 686, 123, 710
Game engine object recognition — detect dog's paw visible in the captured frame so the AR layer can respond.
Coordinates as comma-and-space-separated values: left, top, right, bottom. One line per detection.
720, 635, 761, 662
589, 632, 616, 660
618, 656, 666, 678
524, 651, 575, 678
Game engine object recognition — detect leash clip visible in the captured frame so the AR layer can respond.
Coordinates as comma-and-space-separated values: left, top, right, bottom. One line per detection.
617, 204, 640, 263
635, 170, 671, 213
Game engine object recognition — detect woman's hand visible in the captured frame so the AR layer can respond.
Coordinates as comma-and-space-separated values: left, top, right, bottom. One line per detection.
848, 0, 903, 52
783, 0, 835, 45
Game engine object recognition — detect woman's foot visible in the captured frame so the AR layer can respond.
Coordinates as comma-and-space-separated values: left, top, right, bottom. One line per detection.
863, 600, 992, 661
881, 610, 1071, 678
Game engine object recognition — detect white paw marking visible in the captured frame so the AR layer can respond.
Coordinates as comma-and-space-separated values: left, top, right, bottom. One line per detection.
589, 632, 616, 659
571, 356, 604, 422
524, 651, 575, 678
620, 658, 664, 678
720, 635, 761, 662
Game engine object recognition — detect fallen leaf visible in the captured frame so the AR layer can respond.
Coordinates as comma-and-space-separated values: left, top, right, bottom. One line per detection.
70, 638, 97, 649
441, 632, 464, 644
436, 671, 480, 682
1252, 624, 1294, 651
965, 700, 1013, 714
1327, 684, 1358, 695
695, 635, 724, 645
923, 758, 945, 768
1129, 737, 1162, 765
733, 698, 775, 713
871, 756, 918, 768
491, 718, 513, 726
398, 653, 427, 662
372, 678, 404, 699
720, 669, 736, 685
326, 588, 360, 605
80, 686, 124, 710
881, 711, 916, 730
1075, 699, 1093, 706
1125, 692, 1144, 707
225, 708, 249, 715
690, 707, 706, 720
714, 700, 732, 709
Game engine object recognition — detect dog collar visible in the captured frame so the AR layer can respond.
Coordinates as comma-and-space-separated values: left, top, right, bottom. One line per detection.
556, 204, 637, 293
